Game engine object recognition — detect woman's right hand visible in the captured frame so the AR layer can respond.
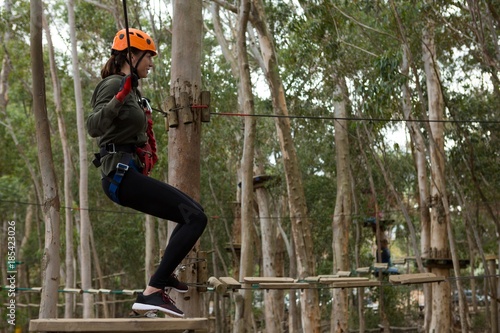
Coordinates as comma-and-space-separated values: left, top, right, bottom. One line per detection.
115, 74, 138, 102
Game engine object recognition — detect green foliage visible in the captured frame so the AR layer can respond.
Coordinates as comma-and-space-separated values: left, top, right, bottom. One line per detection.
0, 1, 498, 328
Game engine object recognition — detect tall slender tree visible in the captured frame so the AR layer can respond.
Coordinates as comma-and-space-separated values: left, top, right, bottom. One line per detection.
422, 9, 454, 332
68, 0, 93, 318
250, 1, 320, 330
330, 74, 352, 332
234, 0, 257, 331
30, 0, 61, 319
42, 13, 76, 318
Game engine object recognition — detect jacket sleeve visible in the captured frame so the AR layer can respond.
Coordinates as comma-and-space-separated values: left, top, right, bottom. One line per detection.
86, 78, 123, 138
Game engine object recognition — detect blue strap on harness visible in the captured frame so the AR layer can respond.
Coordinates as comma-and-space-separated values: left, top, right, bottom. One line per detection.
109, 162, 130, 204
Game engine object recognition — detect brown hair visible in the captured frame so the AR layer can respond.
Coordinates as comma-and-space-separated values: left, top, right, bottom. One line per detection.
100, 48, 142, 79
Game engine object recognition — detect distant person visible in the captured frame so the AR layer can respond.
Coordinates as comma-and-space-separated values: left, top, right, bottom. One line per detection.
87, 28, 207, 317
378, 239, 392, 266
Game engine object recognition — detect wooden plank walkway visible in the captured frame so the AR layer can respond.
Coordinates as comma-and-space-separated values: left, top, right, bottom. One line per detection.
29, 318, 208, 333
389, 273, 445, 285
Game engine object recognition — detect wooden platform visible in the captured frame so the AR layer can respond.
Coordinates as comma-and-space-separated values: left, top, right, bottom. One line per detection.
29, 318, 208, 333
243, 277, 295, 284
218, 276, 241, 290
259, 282, 311, 289
331, 280, 381, 288
241, 276, 381, 289
389, 273, 445, 285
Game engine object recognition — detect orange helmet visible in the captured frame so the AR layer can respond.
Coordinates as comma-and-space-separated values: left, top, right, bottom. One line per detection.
112, 28, 157, 56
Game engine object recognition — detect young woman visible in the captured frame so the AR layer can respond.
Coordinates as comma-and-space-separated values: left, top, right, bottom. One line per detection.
87, 28, 207, 317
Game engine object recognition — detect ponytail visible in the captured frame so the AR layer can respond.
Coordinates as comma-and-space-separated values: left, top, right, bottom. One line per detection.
100, 48, 144, 79
101, 51, 128, 79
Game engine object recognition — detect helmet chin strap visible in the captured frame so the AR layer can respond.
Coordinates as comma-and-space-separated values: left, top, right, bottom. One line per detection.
124, 53, 144, 76
134, 52, 148, 74
122, 0, 147, 77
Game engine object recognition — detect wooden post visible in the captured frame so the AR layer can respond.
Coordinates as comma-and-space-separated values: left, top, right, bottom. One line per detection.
180, 92, 193, 124
197, 251, 208, 292
200, 91, 211, 122
165, 96, 178, 129
486, 255, 498, 333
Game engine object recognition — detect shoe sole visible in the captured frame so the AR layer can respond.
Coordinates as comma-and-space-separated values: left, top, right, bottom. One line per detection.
132, 303, 184, 318
129, 310, 158, 318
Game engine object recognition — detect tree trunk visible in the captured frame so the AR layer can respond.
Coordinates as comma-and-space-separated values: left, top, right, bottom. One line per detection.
422, 13, 456, 333
168, 0, 204, 317
330, 76, 352, 332
68, 0, 93, 318
89, 222, 109, 318
401, 44, 433, 330
30, 0, 61, 319
350, 168, 365, 333
43, 13, 76, 319
234, 1, 256, 332
255, 160, 282, 333
145, 215, 156, 286
250, 1, 319, 331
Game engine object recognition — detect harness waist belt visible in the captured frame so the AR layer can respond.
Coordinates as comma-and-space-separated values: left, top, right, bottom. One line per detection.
100, 143, 135, 155
93, 143, 135, 168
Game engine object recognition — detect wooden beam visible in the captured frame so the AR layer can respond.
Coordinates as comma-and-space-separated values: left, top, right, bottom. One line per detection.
389, 273, 445, 285
207, 277, 227, 294
373, 263, 388, 269
392, 258, 406, 265
243, 277, 295, 283
29, 318, 208, 333
258, 283, 311, 290
356, 267, 371, 274
318, 277, 369, 284
218, 277, 241, 290
331, 280, 381, 289
303, 276, 321, 283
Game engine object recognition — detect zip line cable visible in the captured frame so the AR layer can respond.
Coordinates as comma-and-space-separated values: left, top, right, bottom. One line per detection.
208, 112, 500, 124
0, 198, 421, 220
148, 106, 500, 125
3, 273, 500, 294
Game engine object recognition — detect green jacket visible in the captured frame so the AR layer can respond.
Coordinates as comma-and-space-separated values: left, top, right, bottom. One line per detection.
87, 74, 147, 176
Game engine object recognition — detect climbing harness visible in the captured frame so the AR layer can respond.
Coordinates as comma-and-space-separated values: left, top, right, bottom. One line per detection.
109, 162, 129, 203
92, 143, 137, 204
136, 97, 158, 176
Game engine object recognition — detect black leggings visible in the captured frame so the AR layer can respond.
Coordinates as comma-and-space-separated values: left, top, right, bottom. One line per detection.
102, 167, 207, 289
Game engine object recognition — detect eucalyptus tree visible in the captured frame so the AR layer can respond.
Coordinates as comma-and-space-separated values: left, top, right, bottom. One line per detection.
42, 10, 76, 318
67, 0, 94, 318
233, 0, 259, 331
0, 0, 39, 322
30, 0, 61, 319
209, 2, 285, 330
249, 2, 321, 330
